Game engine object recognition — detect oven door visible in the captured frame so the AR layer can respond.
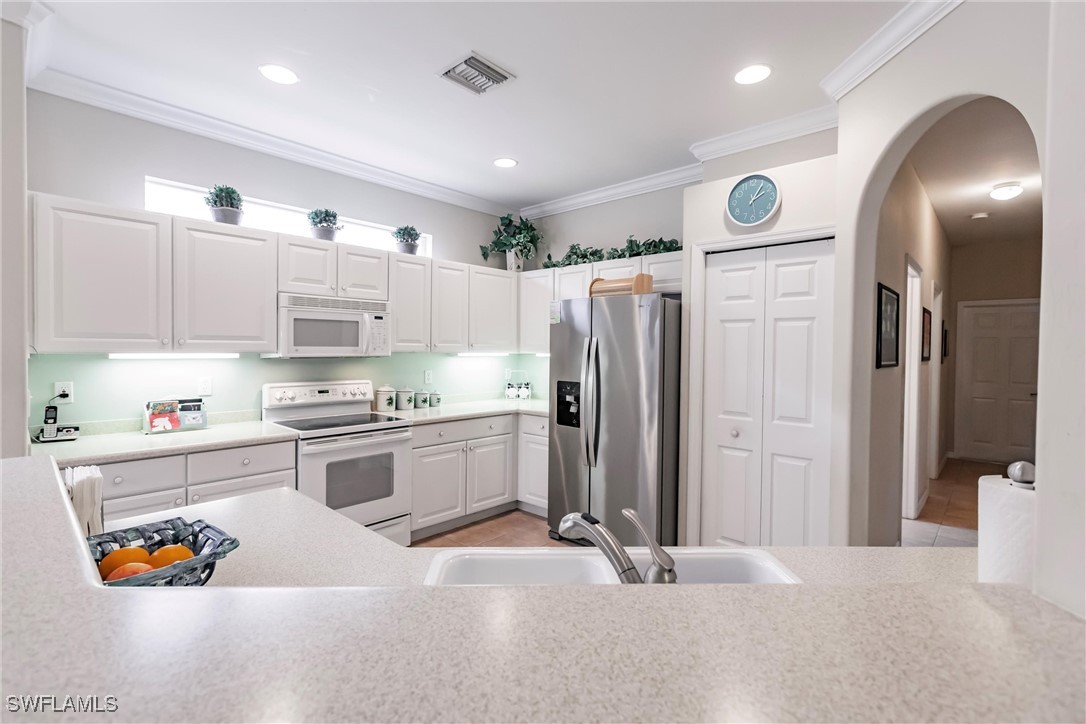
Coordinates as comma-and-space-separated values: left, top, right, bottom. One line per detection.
280, 307, 366, 358
297, 428, 412, 526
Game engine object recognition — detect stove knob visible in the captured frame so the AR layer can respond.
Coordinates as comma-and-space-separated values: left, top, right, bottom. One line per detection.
342, 389, 349, 397
350, 388, 358, 397
274, 392, 285, 402
286, 391, 296, 401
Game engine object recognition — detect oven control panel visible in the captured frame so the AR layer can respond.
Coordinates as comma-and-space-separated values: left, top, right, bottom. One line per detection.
262, 381, 375, 407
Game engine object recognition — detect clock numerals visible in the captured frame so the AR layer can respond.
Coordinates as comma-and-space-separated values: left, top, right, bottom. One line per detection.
727, 175, 779, 226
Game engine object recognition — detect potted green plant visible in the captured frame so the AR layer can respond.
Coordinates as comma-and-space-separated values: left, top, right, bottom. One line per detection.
392, 225, 421, 255
204, 185, 243, 225
308, 208, 343, 241
480, 214, 541, 272
541, 243, 605, 268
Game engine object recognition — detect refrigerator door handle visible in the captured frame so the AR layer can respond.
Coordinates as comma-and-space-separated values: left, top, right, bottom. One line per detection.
586, 336, 600, 468
580, 337, 591, 467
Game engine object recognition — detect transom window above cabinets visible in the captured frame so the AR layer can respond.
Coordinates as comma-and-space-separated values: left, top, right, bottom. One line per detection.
144, 176, 433, 256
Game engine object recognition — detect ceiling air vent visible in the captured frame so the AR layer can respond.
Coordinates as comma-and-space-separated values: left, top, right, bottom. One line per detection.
441, 53, 515, 95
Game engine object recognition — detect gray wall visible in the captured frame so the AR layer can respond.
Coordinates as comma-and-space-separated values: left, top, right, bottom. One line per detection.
27, 91, 501, 267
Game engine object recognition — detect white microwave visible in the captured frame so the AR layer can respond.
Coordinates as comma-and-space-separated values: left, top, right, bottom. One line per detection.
272, 293, 391, 359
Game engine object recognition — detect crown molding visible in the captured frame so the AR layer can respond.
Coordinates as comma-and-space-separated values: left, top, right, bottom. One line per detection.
689, 105, 838, 163
519, 163, 701, 219
820, 0, 963, 101
1, 1, 52, 29
29, 68, 508, 216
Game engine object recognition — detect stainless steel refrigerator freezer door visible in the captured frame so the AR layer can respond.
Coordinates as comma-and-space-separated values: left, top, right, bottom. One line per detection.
548, 298, 592, 535
589, 294, 671, 546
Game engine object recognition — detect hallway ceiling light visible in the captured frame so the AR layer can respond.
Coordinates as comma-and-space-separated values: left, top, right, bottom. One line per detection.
734, 64, 772, 85
493, 158, 518, 168
970, 212, 990, 220
258, 64, 299, 85
989, 182, 1023, 200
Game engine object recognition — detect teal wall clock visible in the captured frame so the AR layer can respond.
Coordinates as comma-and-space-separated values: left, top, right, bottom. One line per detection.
726, 173, 781, 227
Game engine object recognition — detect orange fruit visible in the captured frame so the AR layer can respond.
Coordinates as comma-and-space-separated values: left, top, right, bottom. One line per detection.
98, 547, 150, 579
105, 561, 153, 582
148, 544, 194, 569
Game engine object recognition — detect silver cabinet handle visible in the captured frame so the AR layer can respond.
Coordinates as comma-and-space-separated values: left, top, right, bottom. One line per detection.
113, 476, 123, 485
174, 498, 184, 506
191, 494, 201, 502
242, 458, 251, 465
730, 429, 739, 438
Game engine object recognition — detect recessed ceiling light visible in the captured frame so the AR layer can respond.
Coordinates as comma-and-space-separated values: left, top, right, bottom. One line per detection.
493, 158, 518, 168
970, 212, 990, 220
989, 182, 1023, 200
258, 64, 299, 85
734, 64, 772, 85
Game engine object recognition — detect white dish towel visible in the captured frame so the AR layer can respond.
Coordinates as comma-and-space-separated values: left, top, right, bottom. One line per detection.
65, 465, 104, 536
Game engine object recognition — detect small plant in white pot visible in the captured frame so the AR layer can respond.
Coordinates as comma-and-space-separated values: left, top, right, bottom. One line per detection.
481, 214, 540, 271
392, 225, 421, 255
204, 185, 243, 225
308, 208, 343, 241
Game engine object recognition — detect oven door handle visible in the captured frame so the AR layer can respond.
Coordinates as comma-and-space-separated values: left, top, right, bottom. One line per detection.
299, 429, 412, 453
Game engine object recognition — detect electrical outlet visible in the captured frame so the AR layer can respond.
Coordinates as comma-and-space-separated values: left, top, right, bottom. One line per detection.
505, 369, 512, 381
423, 370, 433, 385
54, 381, 74, 405
197, 376, 213, 396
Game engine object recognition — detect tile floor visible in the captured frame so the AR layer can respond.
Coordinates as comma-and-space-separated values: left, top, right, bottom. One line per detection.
412, 510, 571, 548
901, 458, 1006, 547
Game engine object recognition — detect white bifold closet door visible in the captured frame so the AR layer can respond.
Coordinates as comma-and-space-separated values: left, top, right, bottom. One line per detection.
701, 238, 834, 546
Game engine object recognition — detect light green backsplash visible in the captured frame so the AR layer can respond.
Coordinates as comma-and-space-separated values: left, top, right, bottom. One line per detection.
28, 353, 550, 429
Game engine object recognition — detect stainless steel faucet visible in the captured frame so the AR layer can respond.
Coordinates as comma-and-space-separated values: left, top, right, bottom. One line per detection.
558, 510, 677, 584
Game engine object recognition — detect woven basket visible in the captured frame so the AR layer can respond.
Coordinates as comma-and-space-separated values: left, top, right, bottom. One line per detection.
87, 518, 239, 587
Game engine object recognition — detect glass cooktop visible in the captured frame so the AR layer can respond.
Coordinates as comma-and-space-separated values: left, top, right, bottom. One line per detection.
276, 413, 405, 432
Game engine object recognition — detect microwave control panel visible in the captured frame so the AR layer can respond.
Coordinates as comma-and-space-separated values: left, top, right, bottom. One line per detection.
367, 314, 390, 356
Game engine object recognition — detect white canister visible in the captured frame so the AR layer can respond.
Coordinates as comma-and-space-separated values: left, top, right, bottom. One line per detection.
430, 391, 442, 407
414, 390, 430, 408
375, 385, 397, 413
396, 388, 414, 410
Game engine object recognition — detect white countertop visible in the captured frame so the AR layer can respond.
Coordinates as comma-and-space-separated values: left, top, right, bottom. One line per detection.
3, 455, 1083, 722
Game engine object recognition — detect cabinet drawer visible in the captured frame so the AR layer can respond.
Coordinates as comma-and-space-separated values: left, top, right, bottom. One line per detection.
521, 416, 549, 438
187, 441, 295, 485
103, 487, 187, 525
188, 469, 296, 505
411, 415, 514, 448
99, 455, 186, 501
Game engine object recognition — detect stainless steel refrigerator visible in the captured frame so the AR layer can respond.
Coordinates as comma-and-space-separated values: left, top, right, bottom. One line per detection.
548, 293, 680, 546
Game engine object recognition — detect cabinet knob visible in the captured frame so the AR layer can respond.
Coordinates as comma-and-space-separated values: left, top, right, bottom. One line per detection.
191, 494, 201, 502
341, 285, 347, 291
174, 498, 184, 506
540, 424, 545, 430
177, 338, 186, 346
161, 338, 169, 345
242, 458, 251, 465
730, 429, 739, 438
438, 431, 445, 437
113, 476, 124, 485
330, 284, 335, 290
469, 446, 475, 451
489, 424, 495, 430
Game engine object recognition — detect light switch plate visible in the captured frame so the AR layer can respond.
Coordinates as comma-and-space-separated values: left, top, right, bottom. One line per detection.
197, 376, 213, 396
54, 381, 73, 404
424, 370, 433, 385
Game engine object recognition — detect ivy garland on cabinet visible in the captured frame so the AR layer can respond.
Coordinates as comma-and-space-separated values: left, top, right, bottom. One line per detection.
542, 236, 682, 268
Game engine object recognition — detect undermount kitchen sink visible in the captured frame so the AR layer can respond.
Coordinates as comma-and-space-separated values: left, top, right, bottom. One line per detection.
423, 547, 800, 585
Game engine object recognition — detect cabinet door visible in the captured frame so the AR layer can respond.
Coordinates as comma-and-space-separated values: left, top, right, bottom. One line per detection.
553, 265, 592, 300
517, 430, 549, 511
103, 487, 187, 527
430, 260, 470, 352
518, 268, 553, 354
411, 441, 467, 530
33, 194, 172, 353
173, 218, 278, 352
278, 234, 337, 295
338, 245, 389, 300
468, 266, 518, 352
389, 253, 432, 352
642, 251, 683, 293
591, 257, 643, 281
188, 469, 295, 505
466, 434, 514, 513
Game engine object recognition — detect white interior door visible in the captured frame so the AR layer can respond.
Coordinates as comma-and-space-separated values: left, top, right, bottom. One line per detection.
760, 239, 835, 545
954, 301, 1039, 463
901, 261, 923, 520
701, 247, 766, 546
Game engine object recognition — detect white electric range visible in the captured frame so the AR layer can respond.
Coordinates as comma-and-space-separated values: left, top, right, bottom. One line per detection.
262, 380, 413, 545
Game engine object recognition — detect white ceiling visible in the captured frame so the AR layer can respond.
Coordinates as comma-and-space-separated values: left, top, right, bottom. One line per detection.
33, 1, 905, 212
907, 97, 1042, 247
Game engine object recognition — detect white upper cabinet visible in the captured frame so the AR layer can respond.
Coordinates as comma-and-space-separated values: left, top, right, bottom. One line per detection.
338, 245, 389, 301
553, 265, 592, 300
172, 218, 278, 352
469, 266, 518, 352
430, 260, 470, 352
642, 251, 683, 293
33, 194, 172, 353
592, 257, 643, 281
278, 234, 337, 295
389, 253, 432, 353
518, 269, 553, 354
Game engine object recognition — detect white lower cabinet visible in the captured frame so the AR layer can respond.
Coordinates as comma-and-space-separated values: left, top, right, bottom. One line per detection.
103, 487, 187, 526
517, 425, 549, 512
466, 434, 514, 513
187, 469, 295, 505
411, 441, 468, 530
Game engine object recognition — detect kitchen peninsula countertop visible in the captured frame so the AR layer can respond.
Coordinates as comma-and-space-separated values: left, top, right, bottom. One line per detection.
3, 455, 1083, 723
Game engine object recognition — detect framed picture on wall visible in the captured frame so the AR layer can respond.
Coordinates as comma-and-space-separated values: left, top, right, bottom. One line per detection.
876, 283, 900, 369
942, 321, 949, 362
921, 307, 932, 361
